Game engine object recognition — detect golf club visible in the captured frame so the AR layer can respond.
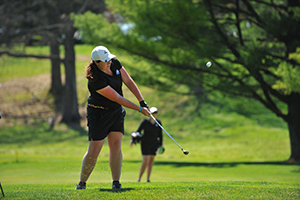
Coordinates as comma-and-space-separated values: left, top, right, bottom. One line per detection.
0, 182, 5, 197
149, 114, 189, 155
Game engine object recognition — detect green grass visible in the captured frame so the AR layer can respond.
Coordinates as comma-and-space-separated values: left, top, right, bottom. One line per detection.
0, 123, 298, 187
1, 182, 299, 200
0, 55, 51, 82
0, 44, 91, 83
0, 44, 299, 199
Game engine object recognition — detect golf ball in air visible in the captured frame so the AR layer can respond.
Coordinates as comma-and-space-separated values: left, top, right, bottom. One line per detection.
206, 61, 212, 68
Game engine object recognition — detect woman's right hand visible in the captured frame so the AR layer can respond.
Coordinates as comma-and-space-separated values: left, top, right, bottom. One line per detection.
140, 107, 150, 117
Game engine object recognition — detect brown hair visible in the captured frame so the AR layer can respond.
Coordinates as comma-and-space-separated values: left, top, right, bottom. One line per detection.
85, 60, 98, 81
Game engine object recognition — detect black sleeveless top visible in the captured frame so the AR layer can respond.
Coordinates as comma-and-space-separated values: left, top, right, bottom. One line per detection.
87, 58, 123, 109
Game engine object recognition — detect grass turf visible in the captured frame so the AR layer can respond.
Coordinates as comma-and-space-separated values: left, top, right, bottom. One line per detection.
1, 182, 299, 200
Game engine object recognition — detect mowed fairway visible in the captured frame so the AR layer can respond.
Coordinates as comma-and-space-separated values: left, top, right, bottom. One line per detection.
1, 182, 299, 200
0, 127, 299, 199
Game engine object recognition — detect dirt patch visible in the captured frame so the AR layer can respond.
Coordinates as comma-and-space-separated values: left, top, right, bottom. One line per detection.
76, 55, 91, 61
0, 74, 51, 126
0, 74, 87, 128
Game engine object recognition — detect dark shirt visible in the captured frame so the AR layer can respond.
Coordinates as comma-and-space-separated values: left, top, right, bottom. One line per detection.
87, 58, 123, 109
137, 118, 163, 146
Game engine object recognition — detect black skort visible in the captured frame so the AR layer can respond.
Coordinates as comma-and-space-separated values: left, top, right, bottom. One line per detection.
87, 105, 126, 141
141, 142, 159, 155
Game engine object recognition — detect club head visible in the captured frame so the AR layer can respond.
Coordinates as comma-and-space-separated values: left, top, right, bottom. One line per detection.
183, 150, 189, 155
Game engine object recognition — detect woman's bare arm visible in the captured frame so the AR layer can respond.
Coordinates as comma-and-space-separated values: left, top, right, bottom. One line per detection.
120, 66, 144, 102
96, 86, 149, 116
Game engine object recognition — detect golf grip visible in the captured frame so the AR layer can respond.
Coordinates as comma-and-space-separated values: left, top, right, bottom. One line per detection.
149, 114, 184, 151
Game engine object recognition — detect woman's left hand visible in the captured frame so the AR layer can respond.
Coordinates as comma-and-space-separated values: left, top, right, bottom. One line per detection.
140, 107, 150, 117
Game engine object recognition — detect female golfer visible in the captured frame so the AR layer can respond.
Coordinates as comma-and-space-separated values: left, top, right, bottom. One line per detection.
136, 107, 163, 182
75, 46, 150, 190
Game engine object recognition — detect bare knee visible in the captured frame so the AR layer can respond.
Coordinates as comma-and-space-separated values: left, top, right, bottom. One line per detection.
142, 156, 150, 165
85, 140, 104, 158
107, 132, 123, 151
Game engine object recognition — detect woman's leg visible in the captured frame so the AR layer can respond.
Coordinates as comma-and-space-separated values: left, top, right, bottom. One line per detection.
146, 155, 155, 182
80, 139, 105, 182
138, 155, 150, 182
107, 131, 123, 181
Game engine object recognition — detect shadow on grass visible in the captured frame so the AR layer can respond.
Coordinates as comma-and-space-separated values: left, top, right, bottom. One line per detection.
127, 160, 300, 168
99, 188, 134, 193
155, 161, 300, 167
0, 124, 87, 145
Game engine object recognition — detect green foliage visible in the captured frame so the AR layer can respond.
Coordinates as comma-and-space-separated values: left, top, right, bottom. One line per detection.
273, 63, 300, 94
272, 48, 300, 94
73, 11, 122, 45
289, 7, 300, 20
73, 0, 300, 130
74, 0, 224, 93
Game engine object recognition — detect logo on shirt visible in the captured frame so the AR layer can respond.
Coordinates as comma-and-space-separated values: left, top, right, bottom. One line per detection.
116, 70, 120, 75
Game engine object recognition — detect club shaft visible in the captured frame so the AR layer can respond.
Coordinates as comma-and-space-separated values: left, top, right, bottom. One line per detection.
0, 183, 4, 197
150, 114, 183, 151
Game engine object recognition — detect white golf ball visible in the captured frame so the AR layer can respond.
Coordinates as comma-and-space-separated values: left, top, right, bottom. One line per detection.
206, 61, 212, 68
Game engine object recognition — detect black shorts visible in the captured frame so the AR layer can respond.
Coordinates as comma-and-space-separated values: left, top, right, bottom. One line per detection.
141, 142, 159, 155
87, 106, 126, 141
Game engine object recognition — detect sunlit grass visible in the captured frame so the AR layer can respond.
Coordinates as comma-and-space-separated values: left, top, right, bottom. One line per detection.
1, 181, 299, 200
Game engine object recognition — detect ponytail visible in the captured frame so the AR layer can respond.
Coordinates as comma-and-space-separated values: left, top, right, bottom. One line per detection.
85, 60, 97, 80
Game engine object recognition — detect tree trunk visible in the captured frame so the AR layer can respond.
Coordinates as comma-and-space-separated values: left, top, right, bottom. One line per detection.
49, 39, 63, 111
287, 92, 300, 162
60, 25, 81, 126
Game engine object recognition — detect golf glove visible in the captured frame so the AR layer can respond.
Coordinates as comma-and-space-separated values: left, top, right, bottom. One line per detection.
139, 100, 149, 108
130, 132, 142, 145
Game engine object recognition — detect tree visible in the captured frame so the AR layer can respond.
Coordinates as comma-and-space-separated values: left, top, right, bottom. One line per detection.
74, 0, 300, 161
0, 0, 106, 127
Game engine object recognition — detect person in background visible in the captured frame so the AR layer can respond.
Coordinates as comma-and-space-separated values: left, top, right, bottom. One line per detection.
75, 46, 150, 190
135, 107, 163, 182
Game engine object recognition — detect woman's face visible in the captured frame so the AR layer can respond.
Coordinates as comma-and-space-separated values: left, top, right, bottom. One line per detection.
95, 60, 112, 70
152, 112, 158, 117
